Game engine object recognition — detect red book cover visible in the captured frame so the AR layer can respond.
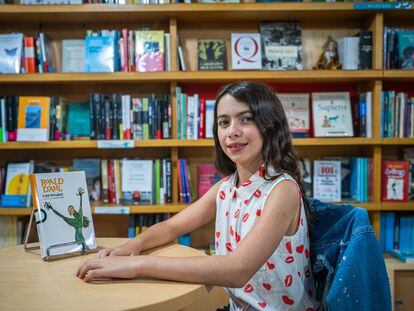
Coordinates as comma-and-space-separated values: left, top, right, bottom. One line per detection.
199, 98, 206, 139
108, 159, 116, 204
24, 36, 36, 73
382, 161, 409, 202
198, 164, 222, 198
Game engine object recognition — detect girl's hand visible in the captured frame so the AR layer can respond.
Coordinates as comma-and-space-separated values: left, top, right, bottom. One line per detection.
96, 240, 142, 258
76, 256, 140, 282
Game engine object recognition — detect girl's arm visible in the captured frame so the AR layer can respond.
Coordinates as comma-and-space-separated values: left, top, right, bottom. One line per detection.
77, 180, 300, 288
95, 179, 223, 257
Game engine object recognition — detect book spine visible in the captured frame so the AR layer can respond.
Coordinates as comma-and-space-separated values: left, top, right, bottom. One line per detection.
166, 159, 172, 203
101, 159, 109, 203
358, 31, 372, 70
199, 98, 205, 139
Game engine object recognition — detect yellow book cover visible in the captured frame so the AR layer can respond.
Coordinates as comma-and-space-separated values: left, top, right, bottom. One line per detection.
17, 96, 51, 142
135, 30, 164, 72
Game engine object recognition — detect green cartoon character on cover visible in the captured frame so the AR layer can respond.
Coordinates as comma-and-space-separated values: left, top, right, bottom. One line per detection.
44, 188, 90, 249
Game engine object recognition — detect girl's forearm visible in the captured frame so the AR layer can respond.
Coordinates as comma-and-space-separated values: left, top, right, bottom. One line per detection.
135, 254, 247, 288
130, 221, 178, 252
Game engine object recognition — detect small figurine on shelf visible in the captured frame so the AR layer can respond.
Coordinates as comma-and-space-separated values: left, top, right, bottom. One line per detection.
313, 36, 341, 70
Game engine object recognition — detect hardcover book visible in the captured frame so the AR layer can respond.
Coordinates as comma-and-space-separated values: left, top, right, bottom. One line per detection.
313, 160, 341, 202
0, 33, 23, 74
260, 22, 302, 70
135, 30, 164, 72
29, 171, 97, 260
278, 93, 310, 137
312, 92, 354, 137
17, 97, 51, 142
85, 35, 115, 73
231, 33, 262, 70
382, 161, 409, 202
198, 39, 226, 71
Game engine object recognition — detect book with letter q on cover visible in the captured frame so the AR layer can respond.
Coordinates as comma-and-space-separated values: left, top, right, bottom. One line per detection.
29, 171, 96, 260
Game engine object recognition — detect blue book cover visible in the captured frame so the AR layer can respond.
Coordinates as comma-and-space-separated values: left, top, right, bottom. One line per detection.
380, 212, 387, 252
350, 158, 358, 201
385, 212, 395, 252
85, 36, 115, 73
397, 30, 414, 69
180, 159, 188, 203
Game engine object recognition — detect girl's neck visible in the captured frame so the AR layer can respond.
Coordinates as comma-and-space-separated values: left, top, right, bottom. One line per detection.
235, 160, 263, 187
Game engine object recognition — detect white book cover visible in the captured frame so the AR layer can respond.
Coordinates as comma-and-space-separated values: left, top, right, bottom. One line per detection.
62, 39, 85, 73
313, 160, 341, 202
365, 91, 372, 138
30, 171, 96, 260
205, 99, 215, 139
231, 33, 262, 70
121, 159, 153, 204
312, 92, 354, 137
278, 93, 310, 137
0, 33, 23, 74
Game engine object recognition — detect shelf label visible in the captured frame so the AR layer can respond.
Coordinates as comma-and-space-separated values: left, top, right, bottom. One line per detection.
354, 2, 412, 10
97, 140, 134, 149
94, 206, 130, 214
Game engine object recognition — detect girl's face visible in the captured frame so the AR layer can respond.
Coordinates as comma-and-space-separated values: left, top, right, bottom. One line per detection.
216, 94, 263, 170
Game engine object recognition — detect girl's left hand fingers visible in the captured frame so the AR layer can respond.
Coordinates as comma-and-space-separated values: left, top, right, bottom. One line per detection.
77, 259, 98, 279
83, 269, 104, 282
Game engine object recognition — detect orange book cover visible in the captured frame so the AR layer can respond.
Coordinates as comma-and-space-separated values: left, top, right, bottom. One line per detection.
17, 97, 51, 142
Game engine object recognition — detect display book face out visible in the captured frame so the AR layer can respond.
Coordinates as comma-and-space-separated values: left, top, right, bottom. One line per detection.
30, 171, 97, 260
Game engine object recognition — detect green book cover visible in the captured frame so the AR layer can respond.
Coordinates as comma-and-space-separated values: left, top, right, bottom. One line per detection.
142, 98, 149, 140
181, 93, 187, 139
198, 39, 226, 71
155, 159, 160, 204
67, 103, 90, 137
397, 30, 414, 69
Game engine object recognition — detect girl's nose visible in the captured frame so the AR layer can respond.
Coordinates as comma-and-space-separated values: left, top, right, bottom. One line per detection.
228, 120, 242, 137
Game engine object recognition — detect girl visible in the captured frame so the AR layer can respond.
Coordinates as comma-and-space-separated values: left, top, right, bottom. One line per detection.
77, 81, 320, 310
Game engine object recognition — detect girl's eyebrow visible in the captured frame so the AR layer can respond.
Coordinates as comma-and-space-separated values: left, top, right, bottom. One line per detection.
217, 110, 252, 119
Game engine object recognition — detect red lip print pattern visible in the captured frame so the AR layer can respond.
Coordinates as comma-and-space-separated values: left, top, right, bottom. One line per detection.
256, 209, 262, 217
284, 274, 293, 287
225, 243, 232, 252
219, 191, 226, 200
242, 180, 252, 187
305, 248, 310, 258
243, 199, 249, 205
254, 189, 261, 198
242, 213, 249, 222
258, 302, 267, 308
215, 231, 220, 238
225, 211, 229, 217
297, 271, 301, 278
234, 209, 240, 218
230, 225, 234, 236
296, 244, 304, 254
266, 261, 275, 270
286, 241, 292, 254
282, 295, 294, 305
235, 232, 241, 242
216, 241, 219, 249
263, 283, 272, 291
258, 167, 264, 178
244, 284, 254, 293
285, 256, 294, 264
306, 308, 315, 311
232, 191, 237, 199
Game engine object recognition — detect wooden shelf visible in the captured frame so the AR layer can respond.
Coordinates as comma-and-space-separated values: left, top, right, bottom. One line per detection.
383, 70, 414, 80
0, 70, 382, 85
382, 138, 414, 145
0, 3, 372, 23
293, 137, 381, 146
381, 202, 414, 212
0, 208, 32, 216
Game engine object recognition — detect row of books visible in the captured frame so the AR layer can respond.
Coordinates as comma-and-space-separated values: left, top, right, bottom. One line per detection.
380, 212, 414, 263
128, 213, 169, 238
383, 28, 414, 70
0, 216, 28, 249
381, 91, 414, 138
337, 32, 372, 70
0, 94, 172, 142
176, 89, 372, 139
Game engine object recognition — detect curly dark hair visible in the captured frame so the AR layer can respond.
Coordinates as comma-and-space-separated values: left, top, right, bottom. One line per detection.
213, 81, 310, 222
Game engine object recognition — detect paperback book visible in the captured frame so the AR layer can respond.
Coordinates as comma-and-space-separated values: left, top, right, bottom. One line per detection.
29, 171, 96, 260
278, 93, 310, 137
231, 33, 262, 70
198, 39, 226, 71
135, 30, 164, 72
0, 33, 23, 74
313, 160, 341, 202
382, 161, 409, 202
17, 97, 51, 142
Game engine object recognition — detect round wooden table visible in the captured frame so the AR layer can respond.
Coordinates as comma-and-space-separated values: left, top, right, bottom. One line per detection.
0, 238, 228, 311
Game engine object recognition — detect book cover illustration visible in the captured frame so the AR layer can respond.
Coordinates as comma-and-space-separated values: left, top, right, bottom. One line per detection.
198, 164, 223, 198
198, 39, 226, 71
0, 33, 23, 74
312, 92, 354, 137
231, 33, 262, 70
85, 35, 115, 73
135, 30, 164, 72
72, 159, 101, 202
121, 159, 153, 204
313, 160, 341, 202
398, 30, 414, 69
5, 162, 31, 197
17, 96, 51, 142
30, 171, 96, 259
382, 161, 409, 202
278, 93, 310, 137
260, 22, 302, 70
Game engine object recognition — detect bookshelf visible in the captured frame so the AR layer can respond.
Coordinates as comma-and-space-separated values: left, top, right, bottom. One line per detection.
0, 3, 413, 246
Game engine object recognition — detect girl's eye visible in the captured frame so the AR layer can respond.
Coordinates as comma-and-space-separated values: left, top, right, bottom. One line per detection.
218, 120, 229, 127
241, 116, 254, 123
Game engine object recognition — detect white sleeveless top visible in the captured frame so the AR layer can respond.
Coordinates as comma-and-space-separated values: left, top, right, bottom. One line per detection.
214, 167, 320, 310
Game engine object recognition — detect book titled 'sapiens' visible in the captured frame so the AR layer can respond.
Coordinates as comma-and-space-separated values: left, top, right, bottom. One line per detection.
382, 161, 409, 202
29, 171, 97, 260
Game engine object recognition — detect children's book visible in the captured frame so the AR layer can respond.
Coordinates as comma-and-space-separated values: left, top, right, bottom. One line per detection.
278, 93, 310, 137
85, 35, 115, 73
382, 161, 409, 202
135, 30, 164, 72
17, 96, 51, 142
260, 22, 302, 70
29, 171, 96, 260
231, 33, 262, 70
313, 160, 341, 202
198, 39, 226, 71
1, 161, 33, 207
62, 39, 85, 73
0, 33, 23, 74
312, 92, 354, 137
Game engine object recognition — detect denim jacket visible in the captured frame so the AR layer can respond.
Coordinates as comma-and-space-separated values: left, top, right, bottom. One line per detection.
309, 199, 391, 311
